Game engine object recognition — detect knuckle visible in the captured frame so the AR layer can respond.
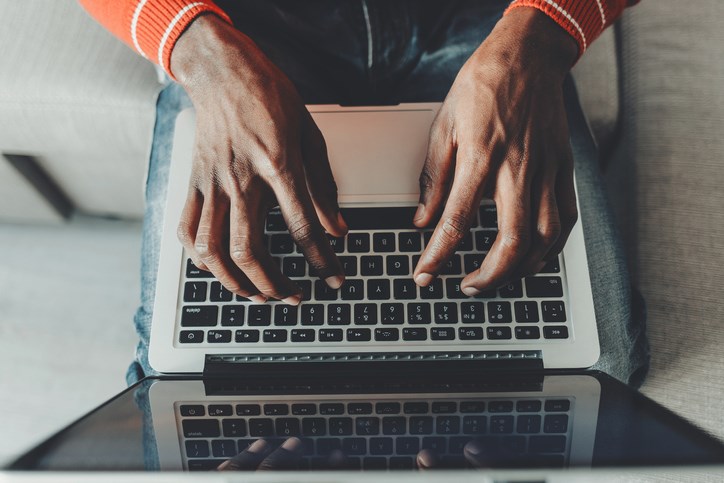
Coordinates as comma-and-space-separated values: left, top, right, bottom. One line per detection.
230, 237, 259, 265
537, 221, 562, 246
440, 212, 469, 243
418, 163, 437, 192
286, 216, 317, 247
176, 222, 195, 247
194, 233, 222, 260
500, 229, 531, 255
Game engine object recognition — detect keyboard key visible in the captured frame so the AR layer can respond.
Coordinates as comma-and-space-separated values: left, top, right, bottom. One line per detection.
448, 436, 473, 455
515, 326, 541, 339
179, 330, 204, 343
479, 205, 498, 228
343, 438, 367, 455
461, 302, 485, 323
248, 418, 274, 437
381, 303, 404, 324
541, 301, 567, 322
543, 326, 569, 339
375, 327, 399, 342
386, 255, 409, 275
545, 400, 571, 412
459, 327, 484, 340
354, 303, 377, 325
328, 235, 345, 253
291, 404, 316, 416
186, 259, 212, 278
436, 416, 460, 434
207, 330, 231, 343
319, 329, 343, 342
459, 232, 474, 251
464, 254, 485, 273
297, 280, 312, 301
396, 437, 420, 455
489, 401, 514, 412
373, 233, 396, 252
432, 402, 457, 413
419, 278, 443, 299
183, 420, 220, 438
518, 415, 542, 434
517, 400, 542, 412
363, 456, 387, 469
339, 256, 357, 276
445, 278, 468, 299
390, 456, 414, 469
434, 303, 458, 324
302, 417, 326, 436
314, 280, 338, 301
320, 403, 345, 415
211, 440, 237, 458
316, 438, 342, 455
347, 233, 370, 253
515, 301, 540, 323
487, 302, 512, 323
300, 304, 324, 325
499, 280, 523, 298
422, 437, 446, 453
282, 257, 306, 277
263, 329, 287, 342
347, 328, 371, 341
462, 416, 487, 434
210, 281, 233, 302
367, 279, 391, 300
356, 417, 380, 435
291, 329, 315, 342
276, 418, 301, 437
184, 282, 207, 302
375, 402, 400, 414
341, 279, 364, 300
265, 210, 286, 231
431, 327, 455, 340
393, 279, 417, 299
274, 305, 298, 326
441, 255, 463, 275
181, 306, 218, 327
423, 231, 433, 247
180, 405, 205, 417
222, 419, 247, 437
236, 404, 261, 416
220, 305, 245, 326
460, 401, 485, 413
541, 257, 561, 273
409, 416, 433, 435
328, 304, 351, 325
501, 435, 526, 453
187, 459, 226, 471
329, 417, 353, 436
398, 232, 421, 252
247, 305, 271, 326
270, 234, 294, 254
185, 440, 210, 458
529, 435, 566, 453
544, 414, 569, 433
369, 437, 394, 455
490, 416, 514, 433
360, 256, 384, 276
487, 326, 512, 339
526, 276, 564, 297
403, 327, 427, 341
475, 230, 497, 251
235, 329, 259, 343
348, 403, 373, 415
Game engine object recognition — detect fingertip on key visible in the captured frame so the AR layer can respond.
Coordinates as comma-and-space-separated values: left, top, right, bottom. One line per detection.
249, 294, 268, 304
462, 286, 481, 297
325, 275, 344, 289
282, 294, 302, 306
414, 272, 434, 287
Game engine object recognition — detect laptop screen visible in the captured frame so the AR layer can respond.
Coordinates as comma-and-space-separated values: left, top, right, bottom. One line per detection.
7, 371, 724, 472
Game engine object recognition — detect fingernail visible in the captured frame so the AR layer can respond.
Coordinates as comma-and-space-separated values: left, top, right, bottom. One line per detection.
248, 439, 269, 453
281, 437, 302, 451
216, 460, 231, 471
249, 294, 267, 304
282, 294, 302, 306
462, 286, 480, 297
414, 203, 425, 222
465, 441, 483, 456
414, 272, 434, 286
325, 275, 344, 289
336, 211, 348, 231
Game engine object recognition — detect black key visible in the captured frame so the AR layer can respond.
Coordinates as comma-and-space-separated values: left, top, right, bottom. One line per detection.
501, 436, 526, 454
181, 306, 218, 327
221, 305, 245, 326
544, 414, 569, 433
348, 403, 373, 415
464, 254, 485, 273
297, 280, 312, 301
374, 327, 399, 341
436, 416, 460, 434
407, 302, 432, 328
180, 405, 205, 417
375, 402, 400, 415
386, 255, 409, 275
434, 303, 458, 324
235, 329, 259, 343
319, 329, 343, 342
487, 302, 512, 323
341, 279, 364, 300
475, 230, 497, 251
529, 435, 567, 453
367, 279, 391, 300
462, 416, 487, 435
360, 256, 384, 276
236, 404, 261, 416
479, 205, 498, 228
499, 280, 523, 298
347, 328, 371, 341
247, 305, 271, 326
373, 233, 396, 252
300, 304, 324, 326
329, 417, 353, 436
282, 257, 306, 277
460, 401, 485, 413
270, 234, 294, 254
383, 416, 406, 435
423, 231, 433, 247
211, 440, 237, 458
187, 459, 226, 471
343, 438, 367, 456
317, 438, 342, 455
441, 255, 463, 275
490, 415, 514, 434
184, 281, 207, 302
222, 419, 247, 437
369, 437, 394, 455
448, 436, 473, 455
526, 276, 564, 297
517, 415, 542, 434
515, 301, 540, 323
445, 278, 468, 299
390, 456, 414, 469
314, 280, 338, 301
432, 402, 457, 414
328, 304, 351, 325
544, 326, 569, 339
276, 418, 301, 437
302, 418, 326, 436
422, 436, 446, 453
363, 456, 387, 469
459, 326, 484, 340
265, 210, 286, 231
395, 437, 420, 455
459, 232, 474, 251
419, 278, 443, 299
347, 233, 370, 253
179, 330, 204, 343
489, 401, 514, 412
207, 330, 231, 343
263, 329, 287, 342
274, 305, 298, 326
541, 257, 561, 273
461, 302, 485, 323
248, 418, 274, 437
474, 288, 498, 299
487, 326, 512, 339
403, 327, 427, 341
545, 400, 571, 412
209, 281, 233, 302
320, 403, 345, 415
183, 420, 220, 438
381, 303, 404, 324
431, 327, 455, 340
339, 256, 357, 276
186, 259, 212, 278
393, 278, 417, 299
541, 301, 567, 322
292, 404, 316, 416
409, 416, 433, 435
398, 232, 422, 252
328, 235, 345, 254
356, 417, 380, 435
515, 326, 541, 339
185, 440, 210, 458
517, 400, 542, 412
291, 329, 315, 342
354, 303, 377, 325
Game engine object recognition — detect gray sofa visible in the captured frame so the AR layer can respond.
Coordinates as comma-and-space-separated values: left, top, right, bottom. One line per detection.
1, 0, 723, 468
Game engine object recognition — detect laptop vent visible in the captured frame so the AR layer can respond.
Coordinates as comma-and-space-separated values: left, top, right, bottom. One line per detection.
205, 351, 542, 364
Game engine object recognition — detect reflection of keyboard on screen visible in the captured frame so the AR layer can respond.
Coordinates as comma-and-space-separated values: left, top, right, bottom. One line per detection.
177, 204, 571, 346
177, 397, 573, 471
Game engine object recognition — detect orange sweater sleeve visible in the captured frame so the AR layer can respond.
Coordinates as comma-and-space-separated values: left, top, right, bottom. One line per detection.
505, 0, 639, 59
77, 0, 231, 79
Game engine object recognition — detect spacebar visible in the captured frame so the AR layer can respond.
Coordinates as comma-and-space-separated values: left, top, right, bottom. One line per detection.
339, 207, 418, 230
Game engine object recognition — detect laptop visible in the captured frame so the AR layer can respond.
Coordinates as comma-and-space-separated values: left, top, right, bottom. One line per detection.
149, 102, 599, 375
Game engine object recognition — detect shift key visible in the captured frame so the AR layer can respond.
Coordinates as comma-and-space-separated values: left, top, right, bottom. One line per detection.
182, 419, 220, 438
525, 277, 564, 298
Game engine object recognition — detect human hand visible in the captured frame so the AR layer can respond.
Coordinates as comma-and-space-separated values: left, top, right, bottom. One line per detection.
413, 7, 579, 295
172, 15, 347, 305
217, 438, 303, 471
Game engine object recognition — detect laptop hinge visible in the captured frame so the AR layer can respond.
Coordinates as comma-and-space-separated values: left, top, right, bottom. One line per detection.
203, 351, 543, 378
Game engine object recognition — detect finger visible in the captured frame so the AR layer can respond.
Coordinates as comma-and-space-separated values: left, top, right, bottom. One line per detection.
463, 441, 492, 469
300, 111, 348, 237
229, 190, 303, 304
194, 188, 263, 301
461, 161, 532, 294
257, 437, 303, 471
414, 113, 455, 227
515, 173, 561, 277
270, 160, 344, 289
544, 167, 578, 261
416, 449, 440, 470
217, 439, 272, 471
414, 146, 489, 286
177, 188, 208, 271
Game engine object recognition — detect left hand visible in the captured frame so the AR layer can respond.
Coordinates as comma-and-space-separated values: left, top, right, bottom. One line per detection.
413, 7, 579, 295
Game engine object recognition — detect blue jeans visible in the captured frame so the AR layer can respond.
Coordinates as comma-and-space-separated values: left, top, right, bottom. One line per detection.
127, 0, 649, 387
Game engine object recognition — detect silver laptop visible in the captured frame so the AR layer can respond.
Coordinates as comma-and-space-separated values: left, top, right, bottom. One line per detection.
150, 103, 599, 375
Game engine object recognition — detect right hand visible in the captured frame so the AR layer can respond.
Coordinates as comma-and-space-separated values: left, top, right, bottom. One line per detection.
171, 15, 347, 305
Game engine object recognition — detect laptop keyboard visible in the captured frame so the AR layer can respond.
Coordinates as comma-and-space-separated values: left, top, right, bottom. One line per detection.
177, 204, 571, 346
177, 396, 573, 471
